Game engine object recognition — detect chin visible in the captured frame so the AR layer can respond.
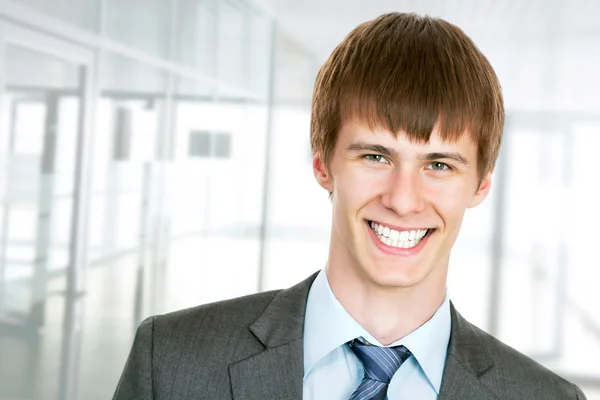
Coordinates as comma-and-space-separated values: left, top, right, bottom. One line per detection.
366, 264, 425, 289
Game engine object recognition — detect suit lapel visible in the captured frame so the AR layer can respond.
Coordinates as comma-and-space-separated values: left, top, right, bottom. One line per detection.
439, 303, 498, 400
229, 272, 319, 400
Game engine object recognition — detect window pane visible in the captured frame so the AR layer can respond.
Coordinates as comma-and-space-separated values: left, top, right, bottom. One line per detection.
17, 0, 99, 31
217, 1, 246, 88
274, 31, 316, 103
101, 52, 167, 95
189, 131, 211, 157
6, 45, 79, 90
213, 132, 231, 158
174, 75, 215, 99
105, 0, 171, 56
248, 11, 272, 97
175, 0, 217, 74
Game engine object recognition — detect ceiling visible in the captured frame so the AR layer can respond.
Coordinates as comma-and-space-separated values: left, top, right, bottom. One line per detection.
255, 0, 600, 60
254, 0, 600, 113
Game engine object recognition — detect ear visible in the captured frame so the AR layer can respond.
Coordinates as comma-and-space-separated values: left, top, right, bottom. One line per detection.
468, 171, 492, 208
313, 152, 334, 192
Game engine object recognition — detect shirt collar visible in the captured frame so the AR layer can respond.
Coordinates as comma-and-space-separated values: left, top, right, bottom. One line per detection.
303, 268, 451, 394
391, 289, 451, 394
303, 268, 365, 378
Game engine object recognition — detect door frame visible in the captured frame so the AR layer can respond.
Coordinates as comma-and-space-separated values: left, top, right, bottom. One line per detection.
0, 18, 97, 400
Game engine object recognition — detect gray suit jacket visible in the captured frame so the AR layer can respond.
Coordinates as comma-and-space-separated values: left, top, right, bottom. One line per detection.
113, 272, 587, 399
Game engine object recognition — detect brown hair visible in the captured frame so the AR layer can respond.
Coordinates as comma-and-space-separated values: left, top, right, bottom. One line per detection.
310, 12, 504, 181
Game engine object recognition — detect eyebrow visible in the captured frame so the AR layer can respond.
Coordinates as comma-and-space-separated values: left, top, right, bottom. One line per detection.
346, 142, 469, 165
346, 142, 398, 158
418, 152, 469, 165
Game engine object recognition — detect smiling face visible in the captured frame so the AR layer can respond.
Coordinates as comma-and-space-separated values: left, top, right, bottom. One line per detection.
313, 120, 492, 291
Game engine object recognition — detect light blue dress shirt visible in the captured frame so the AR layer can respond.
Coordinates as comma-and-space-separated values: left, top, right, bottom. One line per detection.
302, 269, 451, 400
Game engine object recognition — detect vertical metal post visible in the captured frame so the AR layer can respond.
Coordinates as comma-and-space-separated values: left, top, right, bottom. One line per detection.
547, 4, 567, 360
487, 118, 510, 336
31, 92, 59, 329
134, 162, 152, 329
145, 0, 177, 317
97, 0, 107, 34
242, 5, 252, 92
0, 97, 19, 313
58, 58, 95, 400
256, 20, 277, 292
203, 0, 220, 237
0, 26, 6, 313
553, 124, 573, 358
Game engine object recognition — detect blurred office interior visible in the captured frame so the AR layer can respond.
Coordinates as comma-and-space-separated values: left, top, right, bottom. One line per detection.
0, 0, 599, 399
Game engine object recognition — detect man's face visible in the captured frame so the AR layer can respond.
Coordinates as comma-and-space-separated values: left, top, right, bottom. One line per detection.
313, 120, 492, 289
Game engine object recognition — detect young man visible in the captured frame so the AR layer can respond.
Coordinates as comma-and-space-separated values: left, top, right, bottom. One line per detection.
114, 13, 587, 400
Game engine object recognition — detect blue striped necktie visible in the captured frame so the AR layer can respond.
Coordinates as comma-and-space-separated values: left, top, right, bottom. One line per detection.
347, 339, 412, 400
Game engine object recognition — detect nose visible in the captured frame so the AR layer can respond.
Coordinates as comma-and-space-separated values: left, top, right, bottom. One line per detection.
380, 168, 426, 216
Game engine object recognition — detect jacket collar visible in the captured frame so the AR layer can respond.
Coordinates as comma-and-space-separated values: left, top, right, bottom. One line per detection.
447, 303, 494, 376
248, 272, 318, 348
229, 272, 318, 400
438, 303, 498, 399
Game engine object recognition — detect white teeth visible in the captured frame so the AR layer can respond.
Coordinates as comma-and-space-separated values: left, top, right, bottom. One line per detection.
369, 221, 430, 249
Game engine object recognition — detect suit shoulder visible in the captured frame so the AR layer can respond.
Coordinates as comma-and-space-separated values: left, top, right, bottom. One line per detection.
151, 289, 281, 333
470, 324, 582, 398
129, 291, 284, 398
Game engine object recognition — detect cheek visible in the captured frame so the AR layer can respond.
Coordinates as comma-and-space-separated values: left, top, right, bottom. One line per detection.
335, 167, 383, 205
423, 180, 473, 222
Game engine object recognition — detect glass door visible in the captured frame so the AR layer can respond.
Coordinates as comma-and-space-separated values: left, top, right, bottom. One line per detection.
0, 21, 94, 400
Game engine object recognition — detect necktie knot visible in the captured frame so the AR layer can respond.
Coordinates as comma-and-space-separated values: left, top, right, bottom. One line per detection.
347, 339, 411, 400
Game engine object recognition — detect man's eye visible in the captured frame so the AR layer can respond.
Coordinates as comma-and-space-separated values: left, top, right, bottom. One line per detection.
428, 162, 450, 171
364, 154, 389, 163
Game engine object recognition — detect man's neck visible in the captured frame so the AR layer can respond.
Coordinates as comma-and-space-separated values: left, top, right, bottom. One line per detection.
326, 259, 448, 346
